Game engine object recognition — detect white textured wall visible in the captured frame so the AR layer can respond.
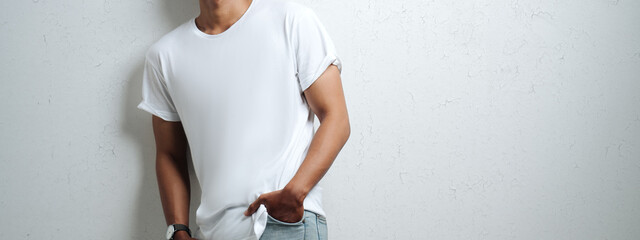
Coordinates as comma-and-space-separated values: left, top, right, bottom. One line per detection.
1, 0, 639, 239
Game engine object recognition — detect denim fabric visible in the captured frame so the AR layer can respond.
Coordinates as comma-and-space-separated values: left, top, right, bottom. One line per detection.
259, 210, 328, 240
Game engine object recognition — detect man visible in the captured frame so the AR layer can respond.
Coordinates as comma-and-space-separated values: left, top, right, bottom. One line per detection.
136, 0, 350, 239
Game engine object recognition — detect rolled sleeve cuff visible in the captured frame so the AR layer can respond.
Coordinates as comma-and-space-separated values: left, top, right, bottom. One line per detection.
137, 101, 181, 122
298, 54, 342, 92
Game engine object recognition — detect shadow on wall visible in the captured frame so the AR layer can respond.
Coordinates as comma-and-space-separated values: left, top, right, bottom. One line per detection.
121, 1, 200, 239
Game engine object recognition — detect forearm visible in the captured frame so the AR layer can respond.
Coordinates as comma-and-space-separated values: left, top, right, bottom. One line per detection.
156, 153, 191, 226
284, 112, 350, 201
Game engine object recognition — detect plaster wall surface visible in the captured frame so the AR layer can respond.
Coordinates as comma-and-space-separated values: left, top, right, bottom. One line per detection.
1, 0, 638, 239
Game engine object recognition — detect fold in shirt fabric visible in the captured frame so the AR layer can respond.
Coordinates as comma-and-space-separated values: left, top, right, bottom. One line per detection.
137, 0, 342, 239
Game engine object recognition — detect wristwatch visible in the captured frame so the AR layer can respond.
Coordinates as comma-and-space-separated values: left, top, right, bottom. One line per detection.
166, 223, 192, 240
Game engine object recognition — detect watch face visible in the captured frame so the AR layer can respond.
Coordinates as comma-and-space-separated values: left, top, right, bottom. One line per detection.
166, 225, 175, 239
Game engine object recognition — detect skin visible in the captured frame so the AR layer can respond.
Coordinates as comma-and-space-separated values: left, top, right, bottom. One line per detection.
153, 116, 192, 240
195, 0, 254, 36
153, 1, 350, 240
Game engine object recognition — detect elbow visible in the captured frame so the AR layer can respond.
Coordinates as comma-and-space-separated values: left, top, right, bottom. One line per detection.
317, 109, 351, 142
342, 113, 351, 143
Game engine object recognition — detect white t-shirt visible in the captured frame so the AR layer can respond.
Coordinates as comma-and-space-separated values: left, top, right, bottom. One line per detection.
136, 0, 342, 239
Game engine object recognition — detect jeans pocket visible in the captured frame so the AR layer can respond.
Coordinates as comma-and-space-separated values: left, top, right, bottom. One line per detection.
267, 213, 304, 225
261, 214, 305, 240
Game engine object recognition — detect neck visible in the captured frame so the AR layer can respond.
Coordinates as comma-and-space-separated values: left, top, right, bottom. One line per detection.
196, 0, 252, 34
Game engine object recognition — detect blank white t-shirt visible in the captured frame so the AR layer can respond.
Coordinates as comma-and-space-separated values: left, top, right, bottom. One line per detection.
136, 0, 342, 239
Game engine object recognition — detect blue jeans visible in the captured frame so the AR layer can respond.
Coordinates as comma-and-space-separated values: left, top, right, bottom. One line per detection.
259, 210, 328, 240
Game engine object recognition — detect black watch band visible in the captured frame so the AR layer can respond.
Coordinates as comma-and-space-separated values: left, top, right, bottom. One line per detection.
170, 224, 192, 239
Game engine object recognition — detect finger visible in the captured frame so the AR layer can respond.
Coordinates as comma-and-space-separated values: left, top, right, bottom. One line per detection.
245, 198, 261, 216
244, 196, 264, 216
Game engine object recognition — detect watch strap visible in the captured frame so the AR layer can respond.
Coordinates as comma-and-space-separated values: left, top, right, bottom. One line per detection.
170, 224, 192, 239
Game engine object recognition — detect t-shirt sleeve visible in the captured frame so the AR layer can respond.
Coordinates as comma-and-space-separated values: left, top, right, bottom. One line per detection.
136, 54, 181, 122
291, 7, 343, 92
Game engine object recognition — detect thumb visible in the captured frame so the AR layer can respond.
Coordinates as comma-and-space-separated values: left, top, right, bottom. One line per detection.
244, 196, 264, 216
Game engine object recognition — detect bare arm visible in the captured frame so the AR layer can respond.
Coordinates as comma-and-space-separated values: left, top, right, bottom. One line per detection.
152, 115, 193, 239
245, 64, 350, 222
284, 64, 350, 200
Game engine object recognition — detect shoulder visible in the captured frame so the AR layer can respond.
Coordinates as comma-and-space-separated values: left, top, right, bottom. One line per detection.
262, 0, 316, 19
144, 19, 191, 67
277, 0, 313, 12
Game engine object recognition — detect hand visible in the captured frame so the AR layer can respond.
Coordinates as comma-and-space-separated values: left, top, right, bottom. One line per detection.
244, 188, 305, 223
172, 230, 198, 240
